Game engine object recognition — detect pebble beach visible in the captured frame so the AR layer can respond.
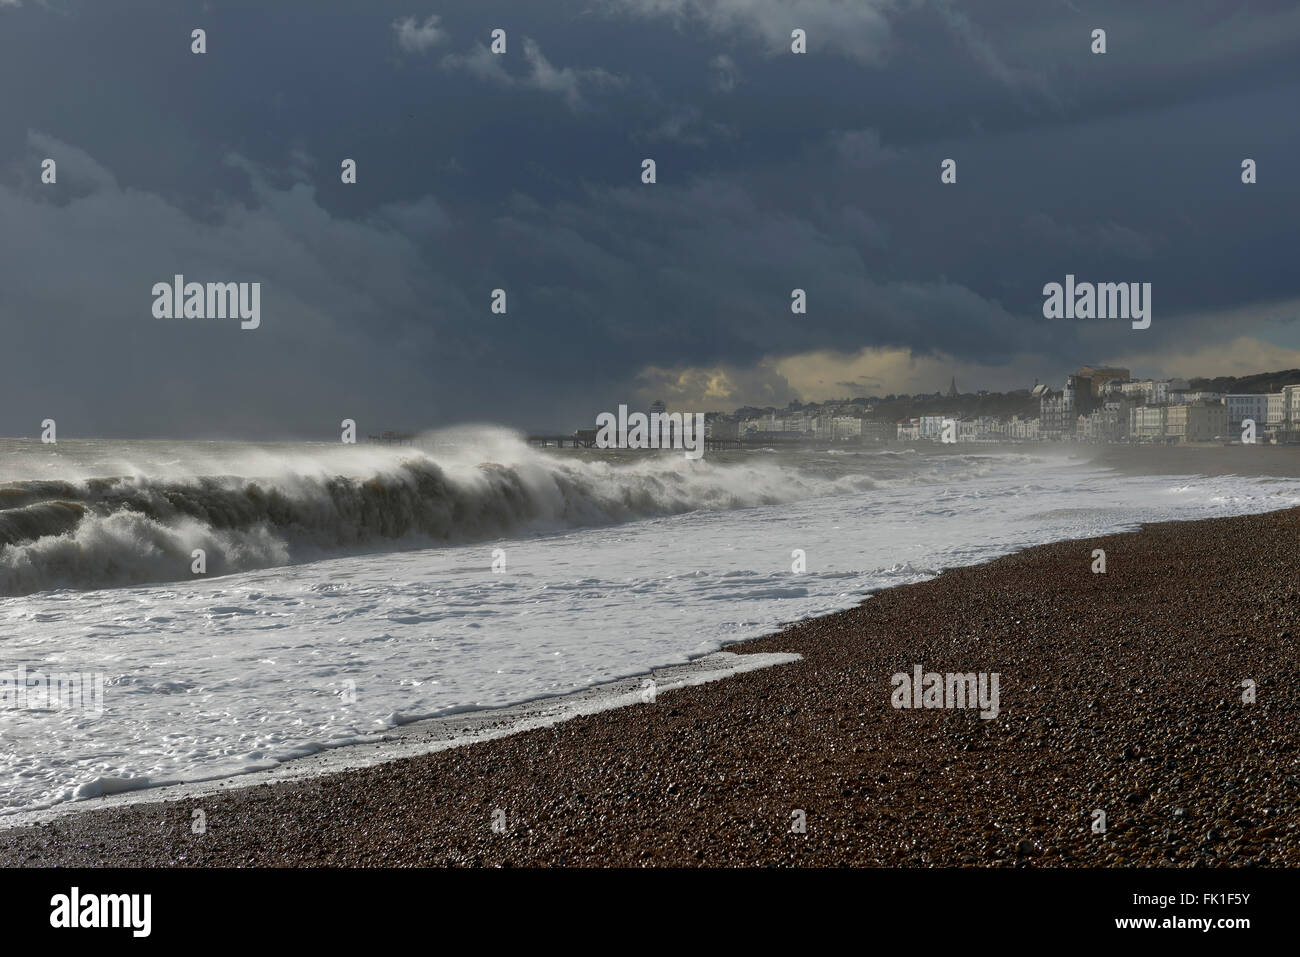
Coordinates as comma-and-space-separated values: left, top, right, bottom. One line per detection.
2, 501, 1297, 867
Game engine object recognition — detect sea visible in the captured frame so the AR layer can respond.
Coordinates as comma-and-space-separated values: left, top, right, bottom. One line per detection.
2, 429, 1298, 815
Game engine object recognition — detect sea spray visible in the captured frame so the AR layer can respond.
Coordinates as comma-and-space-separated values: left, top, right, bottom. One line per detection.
0, 431, 873, 595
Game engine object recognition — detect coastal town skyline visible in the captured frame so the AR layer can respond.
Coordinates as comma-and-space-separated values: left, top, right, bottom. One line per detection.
547, 364, 1300, 446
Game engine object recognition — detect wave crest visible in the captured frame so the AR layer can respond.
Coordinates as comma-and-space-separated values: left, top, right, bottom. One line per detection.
0, 435, 867, 595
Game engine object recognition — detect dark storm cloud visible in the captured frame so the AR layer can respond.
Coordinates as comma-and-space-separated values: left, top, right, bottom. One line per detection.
1, 0, 1298, 436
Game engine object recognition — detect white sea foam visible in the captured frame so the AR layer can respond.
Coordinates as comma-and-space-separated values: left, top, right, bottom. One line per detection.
0, 429, 880, 595
1, 435, 1299, 814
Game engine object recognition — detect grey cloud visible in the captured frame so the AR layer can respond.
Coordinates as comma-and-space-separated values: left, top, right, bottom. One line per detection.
635, 105, 733, 146
1, 0, 1298, 435
1, 135, 476, 437
598, 0, 896, 64
392, 14, 446, 54
442, 37, 624, 109
1023, 212, 1157, 262
708, 53, 740, 92
831, 128, 898, 169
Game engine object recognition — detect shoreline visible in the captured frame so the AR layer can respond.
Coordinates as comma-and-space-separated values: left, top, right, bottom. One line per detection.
0, 650, 801, 832
2, 504, 1298, 866
4, 444, 1289, 830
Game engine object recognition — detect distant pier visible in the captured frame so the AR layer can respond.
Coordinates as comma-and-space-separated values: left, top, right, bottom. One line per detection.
525, 431, 804, 452
526, 432, 599, 449
367, 431, 416, 445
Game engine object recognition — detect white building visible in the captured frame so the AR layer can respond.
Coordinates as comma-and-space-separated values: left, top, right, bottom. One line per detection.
1267, 393, 1286, 426
829, 416, 863, 439
1081, 403, 1128, 442
958, 416, 1004, 442
784, 412, 812, 433
1121, 378, 1189, 405
1284, 385, 1300, 426
1131, 405, 1166, 441
918, 415, 948, 440
1006, 416, 1040, 440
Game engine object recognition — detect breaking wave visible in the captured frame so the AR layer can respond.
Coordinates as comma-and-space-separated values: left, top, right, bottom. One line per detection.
0, 431, 883, 595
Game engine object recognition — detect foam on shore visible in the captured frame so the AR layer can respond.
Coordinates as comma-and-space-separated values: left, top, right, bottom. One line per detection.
0, 649, 800, 831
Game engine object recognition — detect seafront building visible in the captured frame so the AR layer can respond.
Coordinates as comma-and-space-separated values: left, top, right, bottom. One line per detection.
1130, 405, 1166, 442
1075, 365, 1131, 397
1164, 402, 1228, 443
634, 366, 1300, 450
1225, 394, 1268, 432
1268, 393, 1286, 427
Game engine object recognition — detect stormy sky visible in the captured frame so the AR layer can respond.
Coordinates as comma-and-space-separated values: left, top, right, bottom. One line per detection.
2, 0, 1298, 438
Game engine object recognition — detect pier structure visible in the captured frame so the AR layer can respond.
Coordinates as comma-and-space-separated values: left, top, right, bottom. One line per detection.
524, 432, 803, 452
367, 430, 416, 445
